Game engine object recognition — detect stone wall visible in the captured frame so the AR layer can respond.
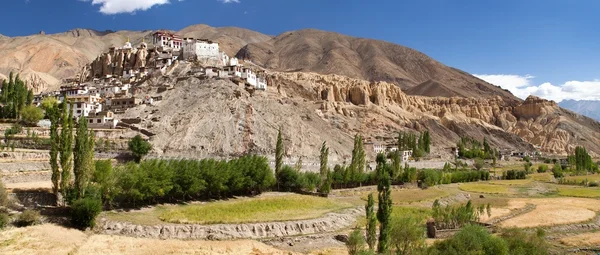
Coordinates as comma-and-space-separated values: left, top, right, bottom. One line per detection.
99, 207, 363, 240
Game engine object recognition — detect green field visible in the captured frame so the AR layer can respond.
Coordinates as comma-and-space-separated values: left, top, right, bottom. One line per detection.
489, 179, 532, 186
159, 194, 351, 224
530, 173, 554, 182
459, 183, 513, 194
564, 174, 600, 182
557, 187, 600, 198
361, 188, 449, 204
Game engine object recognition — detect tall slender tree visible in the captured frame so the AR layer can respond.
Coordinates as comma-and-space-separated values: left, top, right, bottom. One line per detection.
376, 153, 392, 254
275, 127, 284, 189
59, 103, 74, 202
366, 193, 377, 251
73, 116, 95, 199
48, 105, 61, 199
319, 141, 331, 193
350, 134, 366, 185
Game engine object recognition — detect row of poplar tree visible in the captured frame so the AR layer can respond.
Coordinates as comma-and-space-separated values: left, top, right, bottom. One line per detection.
0, 73, 34, 119
47, 102, 95, 205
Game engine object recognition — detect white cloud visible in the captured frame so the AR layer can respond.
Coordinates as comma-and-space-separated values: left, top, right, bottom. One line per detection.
220, 0, 240, 3
474, 74, 600, 102
86, 0, 171, 14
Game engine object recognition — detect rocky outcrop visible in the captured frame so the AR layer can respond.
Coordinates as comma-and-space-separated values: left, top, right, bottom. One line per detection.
90, 44, 150, 79
99, 207, 363, 240
271, 72, 600, 156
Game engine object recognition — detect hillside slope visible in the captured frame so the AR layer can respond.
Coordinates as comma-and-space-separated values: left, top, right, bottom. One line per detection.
236, 29, 519, 103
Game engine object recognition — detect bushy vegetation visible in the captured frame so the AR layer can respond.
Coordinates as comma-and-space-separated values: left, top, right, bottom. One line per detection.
20, 105, 44, 126
567, 146, 598, 175
503, 170, 528, 180
71, 198, 103, 229
431, 200, 490, 229
128, 135, 152, 163
428, 225, 508, 255
417, 169, 490, 188
0, 212, 8, 229
16, 209, 41, 227
537, 164, 548, 173
347, 228, 368, 255
112, 156, 275, 206
428, 225, 548, 255
457, 137, 496, 160
398, 131, 431, 160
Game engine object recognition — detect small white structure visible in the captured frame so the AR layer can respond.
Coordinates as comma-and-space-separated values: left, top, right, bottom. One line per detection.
88, 111, 118, 129
241, 68, 257, 87
400, 150, 413, 162
256, 73, 267, 90
374, 144, 386, 154
68, 102, 102, 119
153, 31, 182, 51
182, 38, 220, 61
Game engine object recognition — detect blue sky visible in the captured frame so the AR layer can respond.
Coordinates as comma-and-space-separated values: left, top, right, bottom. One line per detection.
2, 0, 599, 102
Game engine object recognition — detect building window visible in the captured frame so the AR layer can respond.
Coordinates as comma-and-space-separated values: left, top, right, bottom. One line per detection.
77, 110, 81, 114
97, 119, 102, 123
89, 119, 93, 123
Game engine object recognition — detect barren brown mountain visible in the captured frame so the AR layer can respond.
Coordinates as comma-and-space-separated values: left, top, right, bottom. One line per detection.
178, 24, 272, 57
236, 29, 518, 102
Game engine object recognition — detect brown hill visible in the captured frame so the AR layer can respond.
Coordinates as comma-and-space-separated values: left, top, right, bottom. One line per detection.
405, 79, 457, 97
236, 29, 518, 103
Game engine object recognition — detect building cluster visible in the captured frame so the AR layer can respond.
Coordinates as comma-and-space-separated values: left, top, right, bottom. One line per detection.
83, 31, 267, 91
33, 79, 157, 129
367, 141, 413, 162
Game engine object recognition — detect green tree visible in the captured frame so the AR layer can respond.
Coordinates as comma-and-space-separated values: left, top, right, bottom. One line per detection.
319, 141, 331, 194
59, 103, 74, 203
428, 225, 508, 255
347, 228, 367, 255
376, 154, 392, 254
390, 216, 425, 255
350, 134, 366, 185
365, 193, 377, 251
93, 160, 116, 206
40, 97, 58, 111
48, 105, 61, 199
423, 130, 431, 153
275, 127, 284, 189
474, 158, 485, 171
73, 116, 95, 199
20, 105, 44, 126
128, 135, 152, 163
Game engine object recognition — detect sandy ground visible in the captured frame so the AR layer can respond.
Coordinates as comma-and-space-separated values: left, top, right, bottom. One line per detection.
559, 232, 600, 247
5, 181, 52, 191
499, 198, 600, 228
0, 224, 297, 255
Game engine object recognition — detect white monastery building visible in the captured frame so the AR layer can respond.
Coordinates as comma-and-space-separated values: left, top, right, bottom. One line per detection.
152, 31, 182, 51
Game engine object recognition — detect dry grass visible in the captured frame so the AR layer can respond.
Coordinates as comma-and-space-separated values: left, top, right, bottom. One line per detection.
0, 224, 87, 255
558, 186, 600, 198
374, 188, 449, 204
499, 197, 600, 228
0, 224, 295, 255
159, 194, 351, 224
559, 232, 600, 247
458, 183, 513, 194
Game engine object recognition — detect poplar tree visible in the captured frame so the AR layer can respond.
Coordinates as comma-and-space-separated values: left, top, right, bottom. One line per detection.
73, 116, 95, 199
366, 193, 377, 251
275, 127, 284, 189
350, 134, 366, 185
59, 103, 74, 201
319, 141, 331, 193
376, 153, 392, 254
48, 105, 61, 199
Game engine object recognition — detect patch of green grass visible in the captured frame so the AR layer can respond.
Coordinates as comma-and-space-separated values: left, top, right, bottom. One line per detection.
489, 179, 532, 186
356, 206, 432, 228
565, 174, 600, 182
364, 188, 449, 204
459, 183, 513, 194
158, 194, 351, 224
530, 173, 553, 182
558, 187, 600, 198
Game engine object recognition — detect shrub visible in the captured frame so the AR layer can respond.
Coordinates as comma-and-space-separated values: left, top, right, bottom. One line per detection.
0, 212, 9, 229
0, 181, 8, 207
500, 228, 548, 255
503, 170, 527, 180
128, 135, 152, 162
537, 164, 548, 173
347, 228, 367, 255
71, 198, 103, 229
20, 105, 44, 126
16, 210, 41, 227
474, 158, 485, 170
428, 225, 508, 255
